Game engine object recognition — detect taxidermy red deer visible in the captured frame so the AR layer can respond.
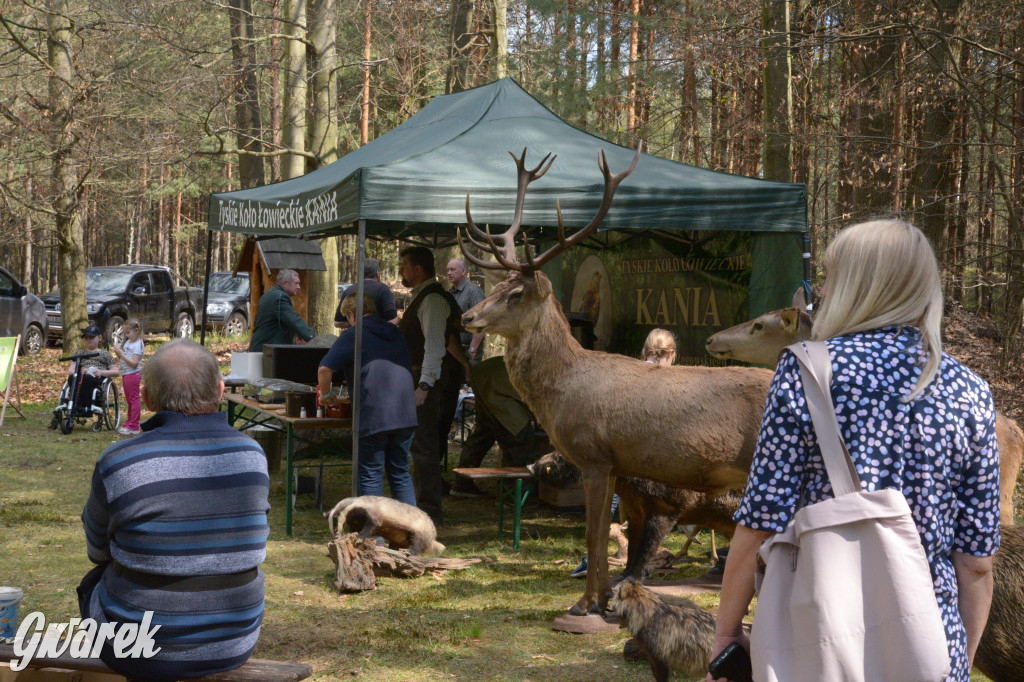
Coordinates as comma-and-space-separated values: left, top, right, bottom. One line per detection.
705, 293, 1024, 524
458, 147, 774, 614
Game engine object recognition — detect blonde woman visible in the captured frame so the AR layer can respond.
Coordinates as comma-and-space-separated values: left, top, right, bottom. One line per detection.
642, 328, 676, 365
708, 220, 999, 682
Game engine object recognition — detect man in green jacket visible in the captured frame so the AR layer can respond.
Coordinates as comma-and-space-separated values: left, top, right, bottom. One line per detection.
248, 269, 316, 352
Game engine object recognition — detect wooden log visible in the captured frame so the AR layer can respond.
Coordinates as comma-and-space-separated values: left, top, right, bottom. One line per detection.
328, 533, 482, 592
328, 534, 378, 592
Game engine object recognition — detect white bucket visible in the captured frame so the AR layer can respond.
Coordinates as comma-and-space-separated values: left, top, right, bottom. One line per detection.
0, 586, 23, 637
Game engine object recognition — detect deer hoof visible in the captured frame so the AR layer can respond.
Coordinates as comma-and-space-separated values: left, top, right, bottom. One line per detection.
567, 602, 591, 617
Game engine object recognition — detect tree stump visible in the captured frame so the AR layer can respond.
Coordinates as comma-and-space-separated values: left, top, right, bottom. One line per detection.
327, 533, 482, 592
328, 534, 378, 592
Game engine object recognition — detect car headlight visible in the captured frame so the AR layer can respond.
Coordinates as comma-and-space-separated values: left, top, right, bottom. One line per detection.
86, 303, 103, 314
207, 302, 231, 315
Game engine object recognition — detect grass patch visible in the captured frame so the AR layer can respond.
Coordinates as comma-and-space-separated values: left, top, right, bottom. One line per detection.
1, 343, 996, 681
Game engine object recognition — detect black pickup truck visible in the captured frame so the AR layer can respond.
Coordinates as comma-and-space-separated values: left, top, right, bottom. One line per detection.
41, 265, 204, 345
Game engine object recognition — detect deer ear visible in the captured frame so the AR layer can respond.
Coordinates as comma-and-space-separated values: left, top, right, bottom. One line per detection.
792, 287, 808, 313
781, 308, 800, 332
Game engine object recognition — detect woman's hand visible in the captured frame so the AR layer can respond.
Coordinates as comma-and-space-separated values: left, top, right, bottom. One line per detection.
706, 633, 750, 682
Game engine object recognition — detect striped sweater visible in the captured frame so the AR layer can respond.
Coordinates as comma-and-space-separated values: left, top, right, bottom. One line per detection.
81, 411, 271, 680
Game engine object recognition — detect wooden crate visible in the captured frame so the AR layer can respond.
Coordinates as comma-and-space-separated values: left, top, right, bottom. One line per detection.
538, 480, 585, 508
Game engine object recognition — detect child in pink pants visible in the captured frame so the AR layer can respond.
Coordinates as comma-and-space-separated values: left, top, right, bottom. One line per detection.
111, 318, 144, 435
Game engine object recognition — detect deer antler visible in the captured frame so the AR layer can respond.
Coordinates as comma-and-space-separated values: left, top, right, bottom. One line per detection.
460, 144, 642, 274
462, 149, 556, 271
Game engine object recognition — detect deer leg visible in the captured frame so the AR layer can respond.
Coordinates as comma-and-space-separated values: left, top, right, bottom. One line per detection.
709, 529, 718, 563
570, 469, 615, 616
675, 524, 699, 558
629, 512, 675, 578
613, 492, 645, 584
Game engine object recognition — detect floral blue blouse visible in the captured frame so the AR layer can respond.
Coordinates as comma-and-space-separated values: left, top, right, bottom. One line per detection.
735, 326, 1001, 682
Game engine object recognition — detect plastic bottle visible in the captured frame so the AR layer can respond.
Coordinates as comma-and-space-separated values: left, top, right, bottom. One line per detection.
317, 406, 324, 418
299, 407, 307, 418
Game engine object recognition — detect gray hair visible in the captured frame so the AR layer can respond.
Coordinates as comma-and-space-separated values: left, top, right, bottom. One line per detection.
448, 258, 467, 273
363, 258, 380, 279
142, 338, 223, 414
276, 269, 299, 285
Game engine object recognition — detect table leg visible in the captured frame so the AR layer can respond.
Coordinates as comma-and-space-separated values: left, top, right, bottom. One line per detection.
286, 423, 294, 536
513, 478, 523, 549
227, 399, 235, 426
497, 479, 505, 542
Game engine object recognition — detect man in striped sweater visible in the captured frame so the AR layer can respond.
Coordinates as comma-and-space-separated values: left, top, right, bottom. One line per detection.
79, 338, 270, 680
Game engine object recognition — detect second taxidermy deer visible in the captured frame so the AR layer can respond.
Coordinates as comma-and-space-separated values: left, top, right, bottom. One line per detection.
705, 291, 1024, 525
458, 147, 773, 615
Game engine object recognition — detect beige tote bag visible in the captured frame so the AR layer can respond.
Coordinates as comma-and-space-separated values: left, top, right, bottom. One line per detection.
749, 341, 950, 682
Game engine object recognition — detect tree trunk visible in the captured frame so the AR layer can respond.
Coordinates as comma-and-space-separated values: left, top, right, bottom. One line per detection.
908, 0, 966, 258
270, 0, 283, 183
490, 0, 507, 80
308, 0, 340, 335
46, 0, 87, 353
23, 172, 33, 288
446, 0, 474, 94
360, 0, 372, 145
626, 0, 639, 139
682, 0, 699, 164
282, 0, 307, 181
761, 0, 793, 183
229, 0, 265, 189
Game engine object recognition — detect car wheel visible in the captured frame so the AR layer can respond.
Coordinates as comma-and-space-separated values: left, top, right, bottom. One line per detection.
21, 324, 44, 355
105, 316, 125, 347
175, 312, 195, 338
224, 312, 248, 336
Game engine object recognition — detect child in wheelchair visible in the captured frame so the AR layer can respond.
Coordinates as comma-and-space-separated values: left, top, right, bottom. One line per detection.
50, 324, 119, 431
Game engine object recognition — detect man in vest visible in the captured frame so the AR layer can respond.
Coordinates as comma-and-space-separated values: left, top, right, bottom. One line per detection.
397, 246, 463, 523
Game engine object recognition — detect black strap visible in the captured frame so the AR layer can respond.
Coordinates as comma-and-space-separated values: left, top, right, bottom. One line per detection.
112, 561, 258, 592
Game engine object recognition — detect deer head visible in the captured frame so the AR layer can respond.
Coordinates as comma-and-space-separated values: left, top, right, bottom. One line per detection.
459, 145, 641, 337
704, 288, 813, 366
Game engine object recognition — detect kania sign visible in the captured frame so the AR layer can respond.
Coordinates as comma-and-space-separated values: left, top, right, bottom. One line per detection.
560, 232, 750, 364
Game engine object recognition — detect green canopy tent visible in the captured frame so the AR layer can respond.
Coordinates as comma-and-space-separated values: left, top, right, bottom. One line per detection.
208, 77, 806, 315
206, 77, 808, 504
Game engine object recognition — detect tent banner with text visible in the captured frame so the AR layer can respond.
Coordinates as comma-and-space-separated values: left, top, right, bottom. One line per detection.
559, 233, 750, 364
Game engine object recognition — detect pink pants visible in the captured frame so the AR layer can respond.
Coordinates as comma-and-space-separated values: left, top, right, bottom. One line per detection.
122, 372, 142, 430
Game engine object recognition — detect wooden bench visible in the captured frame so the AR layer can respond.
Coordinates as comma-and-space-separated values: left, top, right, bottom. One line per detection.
452, 466, 534, 549
0, 642, 311, 682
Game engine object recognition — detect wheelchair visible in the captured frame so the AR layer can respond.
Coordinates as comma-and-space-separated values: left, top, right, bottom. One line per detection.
51, 351, 121, 434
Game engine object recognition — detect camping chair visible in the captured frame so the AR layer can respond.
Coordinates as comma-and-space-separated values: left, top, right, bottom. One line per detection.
0, 335, 25, 427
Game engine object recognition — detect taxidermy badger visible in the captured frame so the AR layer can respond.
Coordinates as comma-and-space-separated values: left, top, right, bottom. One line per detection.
326, 496, 445, 557
611, 580, 716, 682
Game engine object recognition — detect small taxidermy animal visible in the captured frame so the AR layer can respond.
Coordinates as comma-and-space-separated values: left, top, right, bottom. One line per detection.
326, 496, 445, 557
611, 580, 716, 682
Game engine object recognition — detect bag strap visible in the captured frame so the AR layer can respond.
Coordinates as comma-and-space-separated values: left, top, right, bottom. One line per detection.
787, 341, 862, 496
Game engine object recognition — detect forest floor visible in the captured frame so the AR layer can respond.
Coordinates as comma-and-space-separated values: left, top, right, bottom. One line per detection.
1, 318, 1010, 681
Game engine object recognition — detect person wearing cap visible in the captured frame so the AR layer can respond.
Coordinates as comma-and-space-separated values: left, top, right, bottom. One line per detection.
68, 324, 118, 419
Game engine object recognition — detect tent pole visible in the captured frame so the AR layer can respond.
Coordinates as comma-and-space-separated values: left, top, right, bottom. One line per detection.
200, 229, 213, 346
352, 220, 366, 496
